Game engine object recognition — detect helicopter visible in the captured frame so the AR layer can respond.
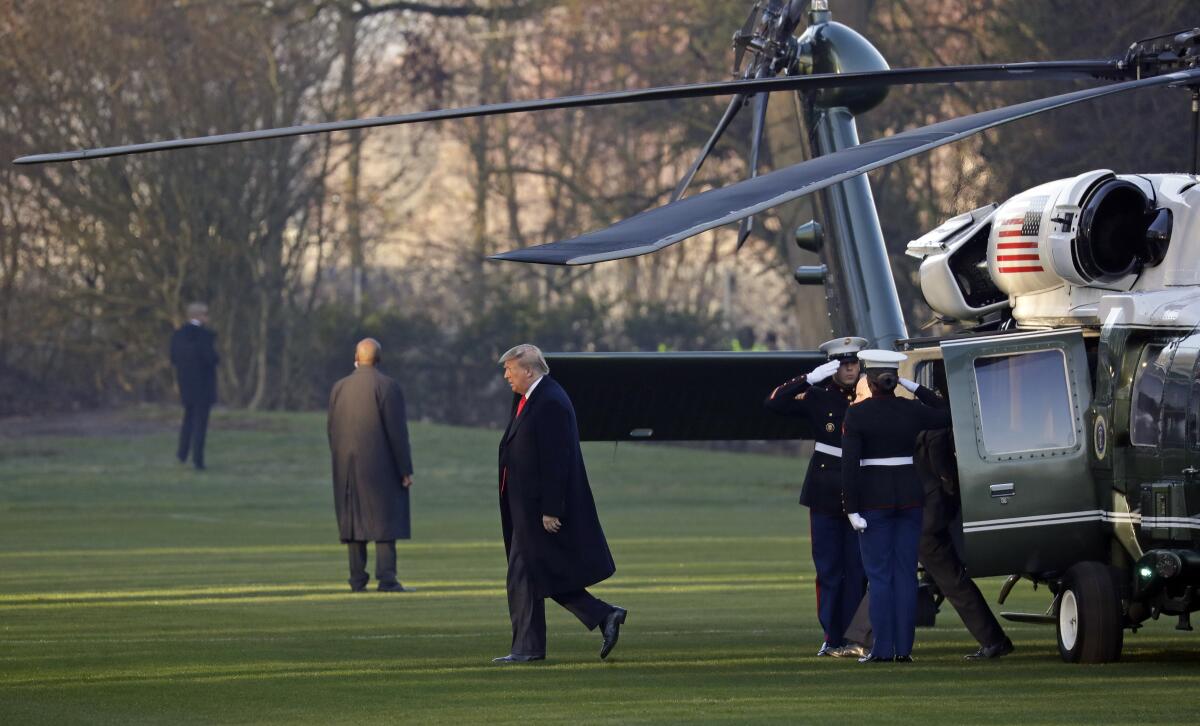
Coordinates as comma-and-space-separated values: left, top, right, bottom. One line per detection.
13, 0, 1200, 664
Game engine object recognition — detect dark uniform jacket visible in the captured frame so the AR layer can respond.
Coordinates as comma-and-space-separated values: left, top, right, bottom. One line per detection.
499, 376, 615, 598
764, 374, 857, 514
327, 366, 414, 542
841, 387, 951, 513
170, 324, 219, 406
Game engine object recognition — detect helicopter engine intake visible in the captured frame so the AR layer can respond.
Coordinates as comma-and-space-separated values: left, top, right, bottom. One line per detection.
991, 170, 1170, 296
909, 171, 1191, 328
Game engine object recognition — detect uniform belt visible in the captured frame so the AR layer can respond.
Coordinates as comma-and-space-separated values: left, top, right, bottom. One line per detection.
813, 442, 842, 458
860, 456, 914, 466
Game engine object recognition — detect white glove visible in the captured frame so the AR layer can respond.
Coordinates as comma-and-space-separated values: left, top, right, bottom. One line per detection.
848, 513, 868, 532
807, 360, 841, 384
899, 377, 919, 393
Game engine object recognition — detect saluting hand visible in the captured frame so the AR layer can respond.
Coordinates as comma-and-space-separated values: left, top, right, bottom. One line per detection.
542, 515, 562, 534
806, 360, 841, 384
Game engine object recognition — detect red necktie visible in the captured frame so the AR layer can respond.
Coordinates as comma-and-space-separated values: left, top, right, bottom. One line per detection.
501, 397, 527, 495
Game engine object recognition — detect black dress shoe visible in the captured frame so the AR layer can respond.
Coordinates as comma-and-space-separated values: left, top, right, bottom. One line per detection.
377, 582, 413, 592
858, 653, 893, 663
816, 642, 834, 657
492, 654, 544, 664
893, 655, 913, 663
599, 606, 627, 660
965, 638, 1014, 660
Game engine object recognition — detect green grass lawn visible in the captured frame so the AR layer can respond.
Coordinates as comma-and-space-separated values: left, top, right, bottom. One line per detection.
0, 407, 1196, 725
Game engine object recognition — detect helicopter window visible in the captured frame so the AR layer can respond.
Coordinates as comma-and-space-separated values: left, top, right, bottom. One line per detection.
973, 349, 1075, 455
1162, 338, 1199, 448
1130, 343, 1170, 447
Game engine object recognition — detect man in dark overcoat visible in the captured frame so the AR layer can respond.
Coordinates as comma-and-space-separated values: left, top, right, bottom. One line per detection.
170, 302, 219, 470
494, 343, 625, 663
327, 338, 414, 592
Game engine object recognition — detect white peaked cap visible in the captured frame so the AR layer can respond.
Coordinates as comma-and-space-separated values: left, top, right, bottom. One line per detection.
857, 349, 907, 369
819, 336, 869, 360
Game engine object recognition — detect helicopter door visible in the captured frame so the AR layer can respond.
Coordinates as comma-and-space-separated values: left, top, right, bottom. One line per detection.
1136, 333, 1200, 546
941, 328, 1102, 577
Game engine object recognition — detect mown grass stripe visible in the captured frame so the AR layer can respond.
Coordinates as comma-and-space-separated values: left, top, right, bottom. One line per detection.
0, 581, 805, 611
0, 535, 806, 560
0, 573, 805, 603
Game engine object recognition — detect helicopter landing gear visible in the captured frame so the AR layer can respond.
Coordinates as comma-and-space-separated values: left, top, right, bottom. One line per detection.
1056, 561, 1124, 663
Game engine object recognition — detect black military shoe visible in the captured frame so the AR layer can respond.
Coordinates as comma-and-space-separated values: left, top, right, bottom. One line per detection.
858, 653, 893, 663
600, 606, 627, 659
817, 642, 834, 657
893, 655, 913, 663
965, 638, 1014, 660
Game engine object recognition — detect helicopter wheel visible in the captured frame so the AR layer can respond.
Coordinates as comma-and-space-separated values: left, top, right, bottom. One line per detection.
1056, 561, 1124, 663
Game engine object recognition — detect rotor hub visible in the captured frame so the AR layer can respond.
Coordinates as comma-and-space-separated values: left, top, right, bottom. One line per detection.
795, 19, 890, 113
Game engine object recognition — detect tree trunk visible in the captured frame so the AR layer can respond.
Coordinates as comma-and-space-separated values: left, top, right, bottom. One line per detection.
339, 11, 366, 318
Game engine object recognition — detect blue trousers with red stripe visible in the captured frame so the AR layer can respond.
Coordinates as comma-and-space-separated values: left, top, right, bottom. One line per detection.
858, 507, 923, 658
810, 511, 866, 647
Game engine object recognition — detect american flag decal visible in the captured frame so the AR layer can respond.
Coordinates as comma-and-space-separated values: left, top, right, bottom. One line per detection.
995, 195, 1047, 273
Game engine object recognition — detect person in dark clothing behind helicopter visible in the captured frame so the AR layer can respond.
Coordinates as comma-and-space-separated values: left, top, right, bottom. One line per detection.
842, 349, 951, 663
765, 336, 868, 658
915, 425, 1015, 659
170, 301, 219, 470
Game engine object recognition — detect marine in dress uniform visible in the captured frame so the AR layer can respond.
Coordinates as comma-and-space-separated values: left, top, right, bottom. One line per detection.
841, 350, 952, 663
765, 337, 867, 657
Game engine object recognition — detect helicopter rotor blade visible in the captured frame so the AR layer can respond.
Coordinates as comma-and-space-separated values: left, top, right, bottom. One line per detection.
13, 61, 1123, 165
736, 90, 771, 250
490, 68, 1200, 266
671, 93, 748, 203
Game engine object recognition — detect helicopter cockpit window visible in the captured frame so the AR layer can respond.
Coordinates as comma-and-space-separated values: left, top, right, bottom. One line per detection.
973, 349, 1075, 454
1131, 344, 1170, 447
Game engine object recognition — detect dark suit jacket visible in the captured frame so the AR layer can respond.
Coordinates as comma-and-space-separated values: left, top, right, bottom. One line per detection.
915, 428, 958, 497
170, 324, 219, 406
327, 366, 414, 542
498, 376, 615, 598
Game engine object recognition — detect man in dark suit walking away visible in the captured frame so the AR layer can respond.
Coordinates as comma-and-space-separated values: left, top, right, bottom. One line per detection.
494, 343, 626, 663
170, 302, 219, 470
327, 338, 415, 593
